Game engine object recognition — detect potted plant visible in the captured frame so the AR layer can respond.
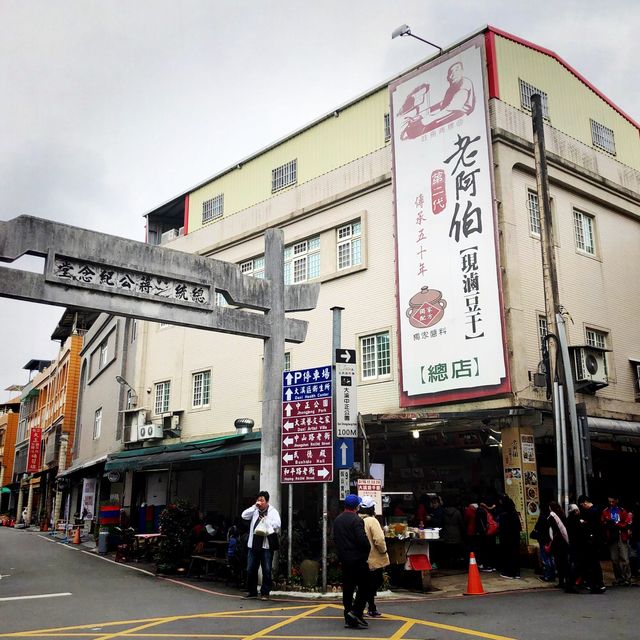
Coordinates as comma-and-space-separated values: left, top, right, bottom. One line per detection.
155, 499, 194, 574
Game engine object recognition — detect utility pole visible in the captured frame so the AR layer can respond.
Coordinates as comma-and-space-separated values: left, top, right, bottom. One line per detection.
531, 94, 565, 502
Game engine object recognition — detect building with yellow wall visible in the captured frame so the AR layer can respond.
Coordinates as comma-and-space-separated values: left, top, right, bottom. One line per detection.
106, 26, 639, 530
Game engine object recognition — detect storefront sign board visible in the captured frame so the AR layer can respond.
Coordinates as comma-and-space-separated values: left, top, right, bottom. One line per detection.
389, 36, 509, 406
357, 478, 382, 515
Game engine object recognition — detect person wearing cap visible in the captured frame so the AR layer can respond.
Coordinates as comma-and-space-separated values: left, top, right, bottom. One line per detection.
332, 494, 371, 629
359, 496, 389, 618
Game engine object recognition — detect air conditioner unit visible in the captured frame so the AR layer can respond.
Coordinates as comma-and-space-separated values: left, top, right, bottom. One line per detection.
160, 228, 179, 244
572, 346, 608, 385
163, 414, 181, 432
138, 423, 164, 441
123, 409, 151, 444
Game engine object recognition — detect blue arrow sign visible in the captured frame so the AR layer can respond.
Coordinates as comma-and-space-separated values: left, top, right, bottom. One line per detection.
282, 366, 332, 401
334, 438, 354, 469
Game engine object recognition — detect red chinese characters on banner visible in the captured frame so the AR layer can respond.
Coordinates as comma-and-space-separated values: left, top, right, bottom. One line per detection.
26, 427, 42, 473
431, 169, 446, 214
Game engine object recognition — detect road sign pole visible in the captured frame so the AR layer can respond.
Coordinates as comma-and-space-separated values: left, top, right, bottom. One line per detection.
326, 306, 344, 594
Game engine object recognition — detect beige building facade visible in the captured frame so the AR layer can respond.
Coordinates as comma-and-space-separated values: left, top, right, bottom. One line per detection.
123, 26, 639, 529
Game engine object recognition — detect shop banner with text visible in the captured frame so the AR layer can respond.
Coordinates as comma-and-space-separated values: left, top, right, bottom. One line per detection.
390, 36, 509, 405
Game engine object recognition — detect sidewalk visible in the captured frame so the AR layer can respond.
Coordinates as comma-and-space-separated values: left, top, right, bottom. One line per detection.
32, 527, 631, 600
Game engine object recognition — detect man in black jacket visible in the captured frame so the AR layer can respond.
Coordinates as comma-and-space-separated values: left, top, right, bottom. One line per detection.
332, 494, 371, 629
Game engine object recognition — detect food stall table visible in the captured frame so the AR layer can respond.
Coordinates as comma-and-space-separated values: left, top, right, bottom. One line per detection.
386, 530, 439, 591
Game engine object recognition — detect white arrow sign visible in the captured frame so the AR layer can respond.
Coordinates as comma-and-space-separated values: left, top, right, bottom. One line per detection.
283, 452, 294, 463
282, 420, 294, 431
340, 441, 348, 466
283, 404, 293, 417
283, 436, 294, 447
284, 388, 293, 401
317, 467, 330, 479
285, 372, 294, 386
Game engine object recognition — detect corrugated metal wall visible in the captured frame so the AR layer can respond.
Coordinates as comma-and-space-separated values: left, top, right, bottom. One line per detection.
494, 34, 640, 171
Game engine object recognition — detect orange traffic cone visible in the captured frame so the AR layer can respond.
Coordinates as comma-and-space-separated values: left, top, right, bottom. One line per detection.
72, 527, 81, 545
464, 552, 485, 596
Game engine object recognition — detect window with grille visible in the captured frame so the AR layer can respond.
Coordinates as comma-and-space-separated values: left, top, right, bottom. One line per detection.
586, 328, 609, 376
240, 256, 265, 279
202, 194, 224, 223
519, 79, 549, 119
360, 331, 391, 380
590, 120, 616, 155
154, 381, 170, 415
284, 236, 320, 284
573, 209, 595, 255
93, 407, 102, 439
337, 220, 362, 270
131, 319, 138, 343
527, 190, 541, 236
384, 113, 391, 141
192, 370, 211, 408
284, 352, 291, 371
272, 159, 297, 193
538, 315, 548, 355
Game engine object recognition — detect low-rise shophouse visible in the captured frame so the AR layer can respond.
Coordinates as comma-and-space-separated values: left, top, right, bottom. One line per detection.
103, 26, 639, 542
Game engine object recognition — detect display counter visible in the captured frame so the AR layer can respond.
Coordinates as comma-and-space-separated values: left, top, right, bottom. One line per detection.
386, 530, 439, 591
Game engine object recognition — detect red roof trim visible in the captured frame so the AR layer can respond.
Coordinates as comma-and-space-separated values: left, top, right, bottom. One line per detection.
487, 25, 639, 131
183, 194, 190, 236
484, 30, 500, 99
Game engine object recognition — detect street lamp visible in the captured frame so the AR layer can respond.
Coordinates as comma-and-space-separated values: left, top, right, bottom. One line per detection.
115, 375, 138, 408
391, 24, 442, 53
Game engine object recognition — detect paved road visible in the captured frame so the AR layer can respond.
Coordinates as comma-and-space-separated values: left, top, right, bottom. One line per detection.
0, 527, 636, 639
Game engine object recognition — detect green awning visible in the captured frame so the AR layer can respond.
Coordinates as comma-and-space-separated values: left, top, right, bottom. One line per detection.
190, 438, 261, 461
105, 432, 261, 472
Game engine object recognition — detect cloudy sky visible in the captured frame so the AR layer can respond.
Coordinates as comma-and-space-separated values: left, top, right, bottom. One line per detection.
1, 0, 638, 399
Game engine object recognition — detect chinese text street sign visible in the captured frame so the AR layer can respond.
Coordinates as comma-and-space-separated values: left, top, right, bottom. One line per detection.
26, 427, 42, 473
335, 349, 358, 438
281, 366, 333, 483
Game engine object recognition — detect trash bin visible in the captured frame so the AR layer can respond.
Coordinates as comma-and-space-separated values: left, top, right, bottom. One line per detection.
98, 530, 109, 555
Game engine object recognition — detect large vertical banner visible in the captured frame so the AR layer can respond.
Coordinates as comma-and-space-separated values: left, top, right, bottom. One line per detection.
80, 477, 97, 520
390, 37, 509, 406
26, 427, 42, 473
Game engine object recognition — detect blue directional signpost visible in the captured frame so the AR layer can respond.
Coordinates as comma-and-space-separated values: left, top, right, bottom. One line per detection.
334, 438, 354, 469
280, 366, 333, 483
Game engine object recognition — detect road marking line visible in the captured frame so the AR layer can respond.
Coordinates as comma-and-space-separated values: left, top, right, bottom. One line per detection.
0, 593, 71, 602
390, 620, 416, 640
0, 602, 520, 640
240, 604, 326, 640
78, 550, 156, 576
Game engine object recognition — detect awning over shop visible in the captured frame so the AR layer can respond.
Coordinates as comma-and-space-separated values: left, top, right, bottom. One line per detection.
588, 417, 640, 436
58, 454, 108, 477
190, 438, 261, 461
104, 432, 261, 472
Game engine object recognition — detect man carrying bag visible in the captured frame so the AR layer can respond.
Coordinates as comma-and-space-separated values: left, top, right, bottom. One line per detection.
241, 490, 281, 600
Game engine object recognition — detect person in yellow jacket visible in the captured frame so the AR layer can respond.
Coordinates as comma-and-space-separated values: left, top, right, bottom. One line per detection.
359, 496, 390, 617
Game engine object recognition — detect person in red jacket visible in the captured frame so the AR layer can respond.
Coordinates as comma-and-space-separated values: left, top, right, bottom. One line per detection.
601, 495, 632, 586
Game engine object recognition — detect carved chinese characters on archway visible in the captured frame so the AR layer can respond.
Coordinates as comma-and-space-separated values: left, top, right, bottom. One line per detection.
52, 255, 211, 308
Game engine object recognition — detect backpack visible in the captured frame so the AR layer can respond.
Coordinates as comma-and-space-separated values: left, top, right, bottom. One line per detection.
485, 510, 499, 536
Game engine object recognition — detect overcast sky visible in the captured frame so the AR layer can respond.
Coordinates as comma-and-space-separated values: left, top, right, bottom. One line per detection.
1, 1, 638, 400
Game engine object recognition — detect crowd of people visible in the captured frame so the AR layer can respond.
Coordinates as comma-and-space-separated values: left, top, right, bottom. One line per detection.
532, 494, 635, 593
187, 488, 637, 622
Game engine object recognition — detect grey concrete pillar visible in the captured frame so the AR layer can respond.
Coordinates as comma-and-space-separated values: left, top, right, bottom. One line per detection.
15, 481, 25, 523
25, 483, 34, 526
261, 228, 285, 514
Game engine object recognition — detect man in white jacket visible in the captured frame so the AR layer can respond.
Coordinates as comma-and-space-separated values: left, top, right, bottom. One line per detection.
241, 490, 281, 600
